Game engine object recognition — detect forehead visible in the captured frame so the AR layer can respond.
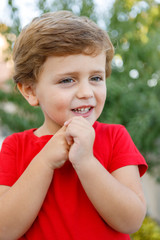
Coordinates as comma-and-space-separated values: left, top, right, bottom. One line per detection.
42, 52, 106, 73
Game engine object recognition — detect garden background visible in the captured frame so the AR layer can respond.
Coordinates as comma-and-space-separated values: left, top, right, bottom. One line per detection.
0, 0, 160, 238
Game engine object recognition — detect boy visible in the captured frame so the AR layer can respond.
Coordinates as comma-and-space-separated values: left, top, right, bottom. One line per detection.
0, 11, 147, 240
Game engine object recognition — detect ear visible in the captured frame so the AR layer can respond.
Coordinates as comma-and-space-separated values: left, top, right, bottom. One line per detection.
17, 83, 39, 106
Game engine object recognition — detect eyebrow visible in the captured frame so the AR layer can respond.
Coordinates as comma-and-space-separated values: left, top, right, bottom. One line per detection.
55, 70, 105, 77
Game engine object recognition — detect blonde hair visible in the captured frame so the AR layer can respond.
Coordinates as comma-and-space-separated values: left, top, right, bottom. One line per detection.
13, 11, 114, 85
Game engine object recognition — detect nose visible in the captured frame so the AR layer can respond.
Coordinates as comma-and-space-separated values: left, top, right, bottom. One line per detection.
76, 81, 94, 99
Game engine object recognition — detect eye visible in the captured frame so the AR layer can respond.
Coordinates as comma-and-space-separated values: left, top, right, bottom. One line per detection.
59, 78, 74, 84
90, 76, 103, 82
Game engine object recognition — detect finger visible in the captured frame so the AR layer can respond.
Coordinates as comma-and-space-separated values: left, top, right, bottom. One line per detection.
60, 125, 67, 131
65, 134, 74, 146
55, 125, 67, 135
64, 118, 73, 127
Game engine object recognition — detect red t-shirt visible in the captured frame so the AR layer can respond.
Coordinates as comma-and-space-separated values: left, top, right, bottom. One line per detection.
0, 121, 147, 240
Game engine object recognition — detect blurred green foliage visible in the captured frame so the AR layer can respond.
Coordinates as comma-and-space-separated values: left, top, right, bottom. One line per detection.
0, 85, 44, 132
131, 216, 160, 240
99, 0, 160, 174
0, 0, 160, 175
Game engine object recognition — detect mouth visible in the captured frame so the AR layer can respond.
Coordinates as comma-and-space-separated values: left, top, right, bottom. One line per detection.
71, 106, 93, 115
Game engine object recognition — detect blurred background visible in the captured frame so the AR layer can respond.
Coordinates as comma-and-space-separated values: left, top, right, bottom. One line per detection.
0, 0, 160, 238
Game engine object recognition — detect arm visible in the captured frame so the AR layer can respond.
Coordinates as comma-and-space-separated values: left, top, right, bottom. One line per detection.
74, 161, 146, 234
0, 126, 69, 240
65, 117, 146, 234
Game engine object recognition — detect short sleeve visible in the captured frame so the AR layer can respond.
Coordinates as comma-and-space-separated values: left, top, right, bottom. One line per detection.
0, 135, 18, 186
108, 125, 148, 177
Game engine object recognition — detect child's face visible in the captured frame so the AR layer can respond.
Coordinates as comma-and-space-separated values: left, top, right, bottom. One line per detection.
34, 52, 107, 133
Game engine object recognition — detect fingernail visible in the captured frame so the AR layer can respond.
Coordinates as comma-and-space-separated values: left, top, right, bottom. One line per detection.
64, 121, 68, 126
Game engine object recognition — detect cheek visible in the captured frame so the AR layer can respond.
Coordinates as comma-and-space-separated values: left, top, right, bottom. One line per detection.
53, 93, 71, 110
98, 88, 107, 105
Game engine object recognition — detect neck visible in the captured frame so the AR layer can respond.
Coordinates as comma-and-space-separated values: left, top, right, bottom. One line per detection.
34, 123, 61, 137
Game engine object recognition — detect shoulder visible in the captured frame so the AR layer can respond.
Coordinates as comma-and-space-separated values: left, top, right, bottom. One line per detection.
93, 121, 125, 131
93, 121, 127, 140
1, 129, 36, 149
93, 122, 148, 176
92, 121, 128, 166
3, 129, 35, 140
93, 121, 139, 150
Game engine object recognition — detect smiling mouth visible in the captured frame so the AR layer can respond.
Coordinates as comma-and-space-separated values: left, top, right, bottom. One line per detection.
72, 107, 93, 114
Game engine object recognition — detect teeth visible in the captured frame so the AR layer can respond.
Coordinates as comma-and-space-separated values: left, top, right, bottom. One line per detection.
73, 107, 91, 113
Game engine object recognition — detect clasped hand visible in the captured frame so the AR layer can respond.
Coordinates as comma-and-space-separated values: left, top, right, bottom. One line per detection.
40, 116, 95, 170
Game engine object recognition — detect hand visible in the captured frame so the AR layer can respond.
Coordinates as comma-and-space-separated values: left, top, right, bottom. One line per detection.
64, 117, 95, 168
39, 126, 70, 170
